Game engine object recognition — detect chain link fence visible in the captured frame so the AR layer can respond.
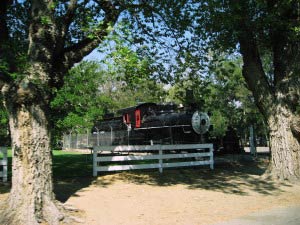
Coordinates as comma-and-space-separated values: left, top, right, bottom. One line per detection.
62, 130, 131, 149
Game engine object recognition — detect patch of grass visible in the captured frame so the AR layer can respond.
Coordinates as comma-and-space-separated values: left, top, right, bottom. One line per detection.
2, 149, 93, 181
52, 150, 95, 202
1, 149, 94, 202
52, 150, 93, 179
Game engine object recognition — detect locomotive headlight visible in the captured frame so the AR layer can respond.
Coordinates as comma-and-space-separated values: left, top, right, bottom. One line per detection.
192, 111, 211, 134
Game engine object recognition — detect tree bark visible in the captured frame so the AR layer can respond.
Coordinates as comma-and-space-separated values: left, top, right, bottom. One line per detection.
0, 84, 63, 224
241, 60, 300, 181
0, 0, 123, 223
0, 0, 124, 223
235, 3, 300, 181
267, 106, 300, 181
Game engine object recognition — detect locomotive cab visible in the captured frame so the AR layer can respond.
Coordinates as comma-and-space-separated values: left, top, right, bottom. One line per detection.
118, 103, 158, 129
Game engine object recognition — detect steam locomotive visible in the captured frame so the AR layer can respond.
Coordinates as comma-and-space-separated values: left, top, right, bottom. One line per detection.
92, 102, 211, 145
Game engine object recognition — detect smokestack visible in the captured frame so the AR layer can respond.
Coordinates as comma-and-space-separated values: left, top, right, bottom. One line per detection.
185, 89, 194, 105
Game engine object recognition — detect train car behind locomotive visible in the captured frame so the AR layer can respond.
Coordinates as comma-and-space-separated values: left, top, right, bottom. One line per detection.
92, 102, 211, 145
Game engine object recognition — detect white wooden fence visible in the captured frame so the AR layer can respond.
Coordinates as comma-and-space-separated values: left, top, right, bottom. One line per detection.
93, 144, 214, 176
0, 147, 8, 182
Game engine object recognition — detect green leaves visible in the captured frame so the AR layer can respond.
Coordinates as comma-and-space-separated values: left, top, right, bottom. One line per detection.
51, 61, 110, 131
0, 97, 9, 146
40, 16, 52, 25
51, 45, 166, 135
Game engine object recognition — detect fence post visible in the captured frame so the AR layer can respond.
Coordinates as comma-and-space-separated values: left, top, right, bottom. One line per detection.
249, 125, 257, 156
0, 147, 7, 182
209, 144, 214, 170
159, 146, 163, 173
3, 148, 7, 182
93, 147, 97, 177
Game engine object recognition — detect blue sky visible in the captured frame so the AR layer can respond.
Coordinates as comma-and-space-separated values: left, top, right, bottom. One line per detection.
83, 49, 103, 61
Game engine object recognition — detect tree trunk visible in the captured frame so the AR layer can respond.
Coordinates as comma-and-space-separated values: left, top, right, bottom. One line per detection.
267, 106, 300, 181
237, 17, 300, 182
0, 102, 63, 225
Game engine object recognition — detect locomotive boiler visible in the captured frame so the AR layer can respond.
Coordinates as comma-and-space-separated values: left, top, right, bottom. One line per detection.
92, 102, 211, 145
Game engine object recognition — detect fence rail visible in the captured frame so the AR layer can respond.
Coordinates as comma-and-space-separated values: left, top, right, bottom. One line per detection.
0, 147, 8, 182
93, 143, 214, 176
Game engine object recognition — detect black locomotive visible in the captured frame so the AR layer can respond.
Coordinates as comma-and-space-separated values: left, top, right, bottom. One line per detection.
92, 102, 211, 146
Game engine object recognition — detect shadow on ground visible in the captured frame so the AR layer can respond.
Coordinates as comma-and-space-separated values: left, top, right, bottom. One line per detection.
93, 154, 292, 196
2, 152, 293, 204
0, 151, 96, 203
52, 152, 95, 203
0, 184, 10, 195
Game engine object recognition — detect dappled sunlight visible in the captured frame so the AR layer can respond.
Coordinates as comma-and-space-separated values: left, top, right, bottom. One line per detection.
65, 153, 300, 225
91, 154, 291, 196
3, 150, 299, 225
3, 151, 293, 204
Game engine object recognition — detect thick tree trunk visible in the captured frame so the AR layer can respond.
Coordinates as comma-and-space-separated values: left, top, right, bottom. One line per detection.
0, 0, 122, 223
267, 106, 300, 181
0, 103, 63, 225
237, 18, 300, 182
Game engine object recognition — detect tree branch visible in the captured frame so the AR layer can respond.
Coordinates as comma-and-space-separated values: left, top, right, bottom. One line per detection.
0, 0, 15, 89
59, 1, 154, 69
63, 2, 121, 68
268, 1, 300, 86
61, 0, 79, 38
52, 0, 80, 56
232, 2, 275, 119
0, 0, 12, 43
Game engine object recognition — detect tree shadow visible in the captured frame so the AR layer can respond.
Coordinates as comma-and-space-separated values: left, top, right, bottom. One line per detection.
93, 154, 292, 196
3, 152, 293, 204
0, 184, 10, 195
54, 177, 95, 203
52, 152, 96, 203
0, 151, 96, 202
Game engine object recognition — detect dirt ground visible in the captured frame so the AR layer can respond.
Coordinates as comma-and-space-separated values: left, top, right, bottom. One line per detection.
1, 154, 300, 225
65, 155, 300, 225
